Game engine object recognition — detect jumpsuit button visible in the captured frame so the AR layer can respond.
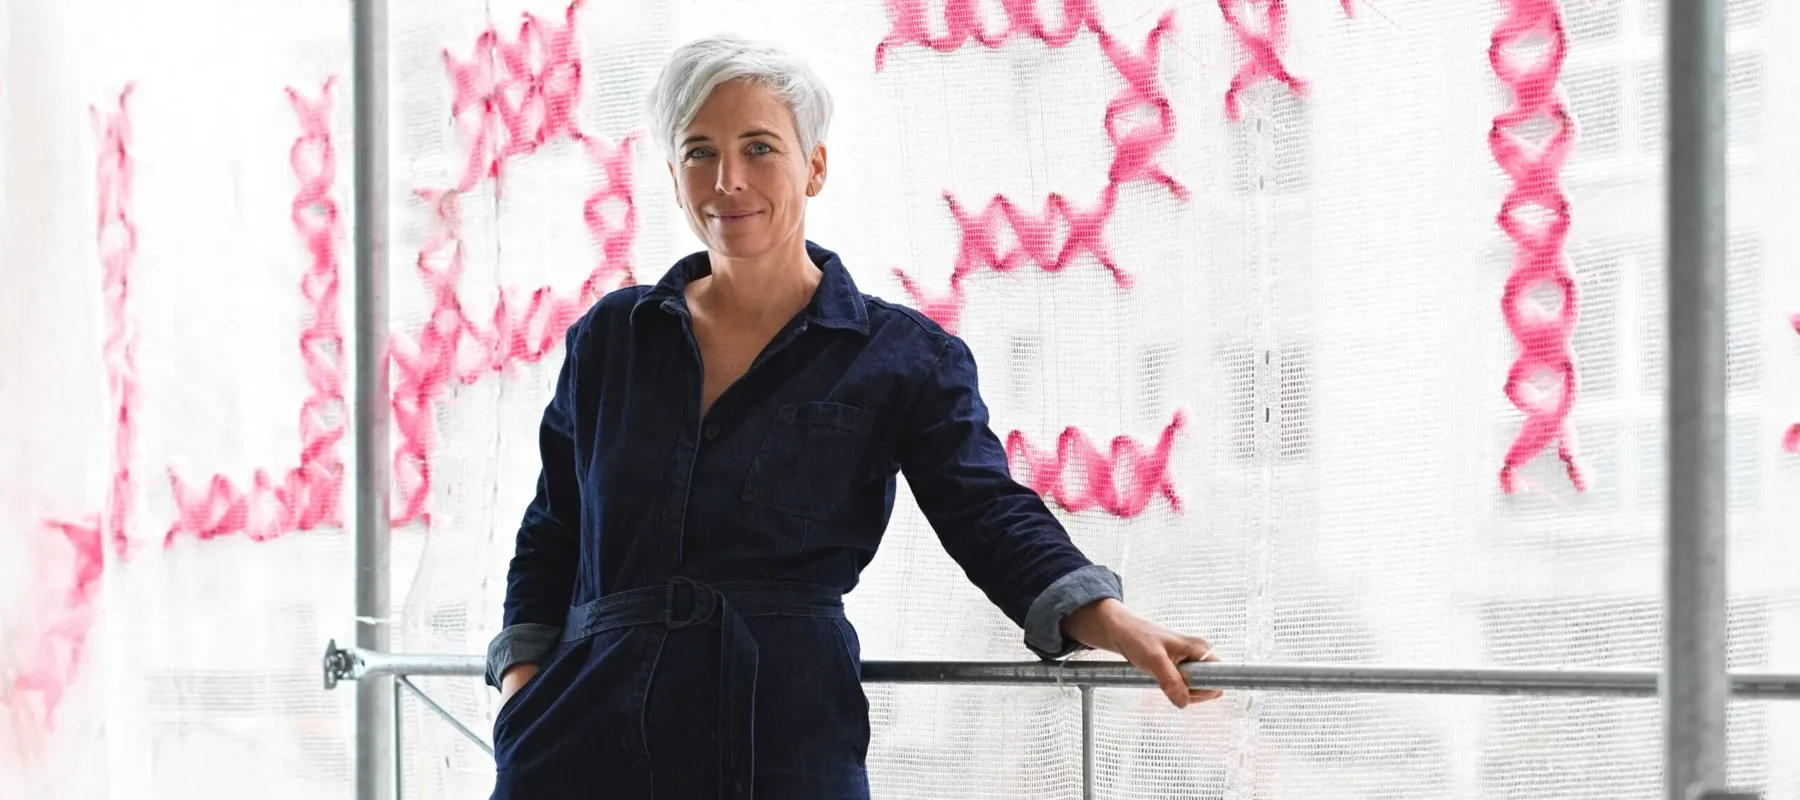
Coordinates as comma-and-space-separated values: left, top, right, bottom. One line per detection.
703, 425, 720, 440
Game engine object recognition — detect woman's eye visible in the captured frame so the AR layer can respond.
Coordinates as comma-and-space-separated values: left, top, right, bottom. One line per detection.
686, 147, 714, 160
748, 142, 773, 155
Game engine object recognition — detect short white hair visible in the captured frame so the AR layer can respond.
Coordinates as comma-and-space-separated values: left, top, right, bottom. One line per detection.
645, 34, 834, 164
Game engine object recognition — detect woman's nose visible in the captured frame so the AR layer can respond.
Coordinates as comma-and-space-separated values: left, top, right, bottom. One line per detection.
714, 153, 747, 194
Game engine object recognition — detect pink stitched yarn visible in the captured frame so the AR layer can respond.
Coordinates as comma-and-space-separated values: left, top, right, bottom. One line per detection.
18, 2, 633, 725
16, 85, 138, 730
1491, 0, 1583, 494
1007, 412, 1187, 517
394, 2, 637, 525
884, 12, 1182, 332
167, 79, 346, 544
874, 0, 1100, 70
1219, 0, 1308, 122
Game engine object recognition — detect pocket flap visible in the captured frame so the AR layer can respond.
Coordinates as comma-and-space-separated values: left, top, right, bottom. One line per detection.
779, 401, 876, 434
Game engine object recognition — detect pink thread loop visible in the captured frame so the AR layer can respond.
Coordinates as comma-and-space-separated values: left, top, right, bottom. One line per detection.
1492, 0, 1583, 494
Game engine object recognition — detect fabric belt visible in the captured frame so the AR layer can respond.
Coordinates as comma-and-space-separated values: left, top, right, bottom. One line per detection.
562, 577, 846, 800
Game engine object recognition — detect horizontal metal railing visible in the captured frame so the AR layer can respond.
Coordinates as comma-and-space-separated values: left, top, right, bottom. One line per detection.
323, 640, 1799, 799
327, 643, 1800, 698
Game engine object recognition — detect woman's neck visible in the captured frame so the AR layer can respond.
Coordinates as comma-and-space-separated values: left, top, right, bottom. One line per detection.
691, 243, 821, 328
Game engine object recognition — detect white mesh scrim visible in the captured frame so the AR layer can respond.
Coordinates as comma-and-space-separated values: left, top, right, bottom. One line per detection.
3, 0, 1799, 798
1, 0, 356, 797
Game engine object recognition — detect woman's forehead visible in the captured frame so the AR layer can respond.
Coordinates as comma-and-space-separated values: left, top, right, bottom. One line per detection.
689, 81, 793, 136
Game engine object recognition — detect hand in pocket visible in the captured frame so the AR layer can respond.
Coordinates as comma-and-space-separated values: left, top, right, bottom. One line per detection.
498, 663, 542, 713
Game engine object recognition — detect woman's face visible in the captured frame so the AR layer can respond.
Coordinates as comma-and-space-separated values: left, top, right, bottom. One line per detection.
669, 79, 827, 263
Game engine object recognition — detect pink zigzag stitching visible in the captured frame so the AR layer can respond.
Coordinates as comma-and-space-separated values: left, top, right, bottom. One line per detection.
393, 0, 638, 526
1492, 0, 1584, 494
877, 7, 1190, 517
166, 79, 347, 544
874, 0, 1101, 70
891, 13, 1181, 333
1006, 412, 1187, 517
14, 84, 138, 732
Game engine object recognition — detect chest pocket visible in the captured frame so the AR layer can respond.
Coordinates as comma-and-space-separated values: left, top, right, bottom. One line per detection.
742, 401, 877, 521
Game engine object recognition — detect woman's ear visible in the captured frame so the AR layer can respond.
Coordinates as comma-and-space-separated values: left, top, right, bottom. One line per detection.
807, 142, 828, 197
667, 160, 682, 208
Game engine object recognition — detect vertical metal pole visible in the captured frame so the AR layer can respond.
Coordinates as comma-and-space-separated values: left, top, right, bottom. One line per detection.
352, 0, 393, 799
1080, 686, 1094, 800
1665, 1, 1729, 798
393, 677, 405, 800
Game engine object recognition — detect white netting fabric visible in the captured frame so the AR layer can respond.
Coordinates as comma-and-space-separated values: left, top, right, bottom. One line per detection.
3, 0, 1799, 798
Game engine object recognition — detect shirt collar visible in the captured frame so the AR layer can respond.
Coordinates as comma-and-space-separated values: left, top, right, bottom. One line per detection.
631, 241, 871, 335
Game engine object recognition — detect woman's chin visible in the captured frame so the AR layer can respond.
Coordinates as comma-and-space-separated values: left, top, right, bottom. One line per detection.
704, 230, 778, 260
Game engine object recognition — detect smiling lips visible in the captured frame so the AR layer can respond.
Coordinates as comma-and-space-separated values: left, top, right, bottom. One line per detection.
711, 210, 761, 222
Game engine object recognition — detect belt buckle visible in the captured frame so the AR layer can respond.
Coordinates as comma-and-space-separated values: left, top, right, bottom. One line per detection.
667, 576, 717, 630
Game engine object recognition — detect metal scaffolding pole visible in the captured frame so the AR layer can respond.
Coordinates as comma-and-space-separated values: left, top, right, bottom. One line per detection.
1665, 0, 1730, 798
351, 0, 393, 798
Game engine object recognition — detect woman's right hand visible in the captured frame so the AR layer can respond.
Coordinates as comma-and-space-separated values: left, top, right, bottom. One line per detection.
499, 663, 541, 708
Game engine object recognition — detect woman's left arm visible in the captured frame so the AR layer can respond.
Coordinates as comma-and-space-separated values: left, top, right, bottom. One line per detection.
896, 336, 1222, 708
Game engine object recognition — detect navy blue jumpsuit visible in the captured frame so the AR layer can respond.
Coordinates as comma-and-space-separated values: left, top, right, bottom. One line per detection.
486, 243, 1124, 799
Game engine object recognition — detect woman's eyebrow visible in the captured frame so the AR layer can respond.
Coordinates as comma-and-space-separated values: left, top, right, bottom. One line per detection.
680, 129, 783, 147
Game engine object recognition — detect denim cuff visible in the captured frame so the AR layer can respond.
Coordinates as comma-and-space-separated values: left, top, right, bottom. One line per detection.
484, 623, 563, 689
1022, 564, 1125, 660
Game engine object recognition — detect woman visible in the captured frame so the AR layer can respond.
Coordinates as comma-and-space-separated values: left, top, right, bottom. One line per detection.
485, 33, 1221, 799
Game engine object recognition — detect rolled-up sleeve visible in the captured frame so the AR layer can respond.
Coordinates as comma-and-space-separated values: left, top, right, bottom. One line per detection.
484, 315, 588, 689
897, 336, 1125, 660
